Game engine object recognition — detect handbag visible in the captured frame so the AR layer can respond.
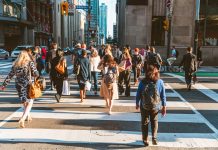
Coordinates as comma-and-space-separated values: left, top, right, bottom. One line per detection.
118, 60, 126, 72
28, 66, 42, 99
85, 81, 92, 91
55, 59, 65, 74
62, 80, 70, 95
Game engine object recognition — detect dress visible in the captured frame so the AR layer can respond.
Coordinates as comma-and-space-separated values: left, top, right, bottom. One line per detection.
2, 61, 39, 103
100, 66, 119, 100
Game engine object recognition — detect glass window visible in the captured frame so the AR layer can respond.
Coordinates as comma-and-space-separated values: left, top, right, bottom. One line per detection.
199, 0, 218, 46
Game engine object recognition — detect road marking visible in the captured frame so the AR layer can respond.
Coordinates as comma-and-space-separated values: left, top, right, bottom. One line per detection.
0, 129, 217, 147
165, 73, 218, 102
166, 83, 218, 135
11, 109, 205, 123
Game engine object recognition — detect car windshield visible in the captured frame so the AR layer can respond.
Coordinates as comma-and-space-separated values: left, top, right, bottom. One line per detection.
14, 47, 29, 51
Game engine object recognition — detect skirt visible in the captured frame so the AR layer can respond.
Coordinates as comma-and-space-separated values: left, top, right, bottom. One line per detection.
100, 81, 119, 100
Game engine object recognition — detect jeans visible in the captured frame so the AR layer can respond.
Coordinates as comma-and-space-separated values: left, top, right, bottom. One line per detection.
185, 71, 192, 85
91, 71, 98, 91
140, 107, 159, 141
133, 67, 141, 82
118, 70, 131, 96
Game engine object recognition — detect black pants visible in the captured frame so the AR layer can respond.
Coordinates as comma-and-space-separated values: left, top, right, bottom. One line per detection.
140, 107, 159, 141
118, 70, 131, 96
54, 79, 64, 96
133, 67, 141, 82
185, 71, 193, 85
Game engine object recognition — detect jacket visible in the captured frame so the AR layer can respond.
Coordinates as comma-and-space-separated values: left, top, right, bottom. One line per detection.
180, 53, 197, 72
90, 56, 101, 72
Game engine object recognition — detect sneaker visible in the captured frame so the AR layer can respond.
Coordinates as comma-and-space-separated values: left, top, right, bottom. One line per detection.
152, 139, 158, 145
55, 94, 60, 103
143, 141, 149, 146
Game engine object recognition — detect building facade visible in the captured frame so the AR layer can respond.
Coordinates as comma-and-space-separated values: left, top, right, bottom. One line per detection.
113, 24, 117, 43
99, 3, 107, 44
0, 0, 34, 52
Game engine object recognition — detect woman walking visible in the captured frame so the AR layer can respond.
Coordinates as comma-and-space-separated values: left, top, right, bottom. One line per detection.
99, 55, 119, 115
118, 47, 132, 96
75, 50, 90, 102
136, 65, 166, 146
90, 49, 101, 94
0, 51, 39, 128
50, 48, 68, 102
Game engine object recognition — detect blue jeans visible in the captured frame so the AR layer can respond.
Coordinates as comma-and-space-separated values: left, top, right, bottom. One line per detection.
91, 71, 98, 91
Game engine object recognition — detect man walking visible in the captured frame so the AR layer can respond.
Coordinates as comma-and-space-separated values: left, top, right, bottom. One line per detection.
179, 47, 197, 90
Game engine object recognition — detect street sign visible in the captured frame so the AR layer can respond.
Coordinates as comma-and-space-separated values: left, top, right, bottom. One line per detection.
76, 5, 89, 10
68, 3, 74, 15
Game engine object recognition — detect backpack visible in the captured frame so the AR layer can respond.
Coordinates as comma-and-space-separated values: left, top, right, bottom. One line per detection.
141, 80, 161, 110
104, 67, 117, 89
146, 52, 161, 68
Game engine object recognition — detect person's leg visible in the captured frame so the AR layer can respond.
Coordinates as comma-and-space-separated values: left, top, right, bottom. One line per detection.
140, 108, 150, 145
19, 99, 34, 128
133, 67, 136, 83
108, 89, 114, 114
150, 109, 159, 145
124, 70, 131, 96
80, 89, 84, 102
93, 72, 98, 93
118, 71, 124, 94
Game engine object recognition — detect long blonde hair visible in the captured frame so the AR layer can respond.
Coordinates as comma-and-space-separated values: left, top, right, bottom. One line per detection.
123, 47, 131, 60
13, 51, 31, 68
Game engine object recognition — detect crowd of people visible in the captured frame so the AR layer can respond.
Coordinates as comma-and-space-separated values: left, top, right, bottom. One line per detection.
0, 41, 200, 146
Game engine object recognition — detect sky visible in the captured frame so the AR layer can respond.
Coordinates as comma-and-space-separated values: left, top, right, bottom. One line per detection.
99, 0, 117, 38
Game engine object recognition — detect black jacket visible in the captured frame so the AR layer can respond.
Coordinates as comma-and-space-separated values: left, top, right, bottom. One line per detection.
51, 56, 68, 80
180, 53, 197, 72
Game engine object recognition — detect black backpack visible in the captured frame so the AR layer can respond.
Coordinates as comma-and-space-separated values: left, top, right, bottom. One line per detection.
147, 52, 161, 68
141, 80, 161, 110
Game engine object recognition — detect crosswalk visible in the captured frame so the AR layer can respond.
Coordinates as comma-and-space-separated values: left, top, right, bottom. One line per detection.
0, 61, 13, 74
0, 74, 218, 148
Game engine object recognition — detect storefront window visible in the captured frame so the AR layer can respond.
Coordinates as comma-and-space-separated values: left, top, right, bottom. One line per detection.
199, 0, 218, 46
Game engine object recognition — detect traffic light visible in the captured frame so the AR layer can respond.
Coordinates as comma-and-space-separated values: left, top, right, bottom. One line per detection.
163, 19, 169, 31
61, 1, 69, 16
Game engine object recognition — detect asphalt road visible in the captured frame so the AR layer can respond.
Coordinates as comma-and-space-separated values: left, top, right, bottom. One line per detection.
0, 57, 218, 150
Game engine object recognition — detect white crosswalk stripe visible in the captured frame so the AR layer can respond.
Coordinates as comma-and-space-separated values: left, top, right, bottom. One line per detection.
0, 75, 218, 148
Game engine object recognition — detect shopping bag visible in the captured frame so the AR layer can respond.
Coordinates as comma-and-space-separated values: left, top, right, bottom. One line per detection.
85, 81, 92, 91
62, 80, 70, 95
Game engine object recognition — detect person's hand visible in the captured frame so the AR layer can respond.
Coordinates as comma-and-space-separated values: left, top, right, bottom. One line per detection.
161, 106, 166, 117
136, 104, 140, 110
0, 86, 5, 91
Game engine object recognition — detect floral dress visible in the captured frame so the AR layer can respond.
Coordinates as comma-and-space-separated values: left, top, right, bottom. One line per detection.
2, 61, 39, 103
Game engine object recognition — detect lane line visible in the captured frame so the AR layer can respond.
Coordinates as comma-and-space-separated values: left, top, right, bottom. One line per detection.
165, 73, 218, 102
165, 83, 218, 135
0, 129, 217, 147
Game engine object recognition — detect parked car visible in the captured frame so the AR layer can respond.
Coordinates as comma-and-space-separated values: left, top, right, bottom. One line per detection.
11, 45, 34, 61
0, 49, 9, 60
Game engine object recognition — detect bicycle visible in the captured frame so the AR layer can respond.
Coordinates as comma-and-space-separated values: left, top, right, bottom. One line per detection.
160, 58, 182, 73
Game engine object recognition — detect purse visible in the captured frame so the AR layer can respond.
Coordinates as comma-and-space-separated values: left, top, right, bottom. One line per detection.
62, 80, 70, 95
55, 58, 65, 74
118, 60, 126, 72
28, 66, 42, 99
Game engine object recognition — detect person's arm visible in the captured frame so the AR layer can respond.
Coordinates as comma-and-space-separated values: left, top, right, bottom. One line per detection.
159, 80, 167, 116
1, 66, 16, 89
64, 59, 68, 79
179, 55, 185, 68
136, 81, 144, 110
30, 61, 39, 78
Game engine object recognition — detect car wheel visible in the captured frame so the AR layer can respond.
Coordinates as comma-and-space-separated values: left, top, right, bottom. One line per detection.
5, 55, 8, 60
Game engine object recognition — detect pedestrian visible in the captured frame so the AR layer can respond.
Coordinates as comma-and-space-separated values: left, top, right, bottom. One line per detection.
46, 42, 58, 90
197, 47, 203, 68
167, 46, 177, 66
132, 48, 143, 85
34, 46, 43, 76
72, 43, 82, 65
147, 47, 162, 70
75, 50, 91, 103
118, 47, 132, 96
104, 44, 113, 57
50, 48, 68, 102
112, 44, 122, 64
143, 45, 151, 74
41, 47, 47, 73
98, 44, 105, 59
136, 65, 166, 146
0, 51, 39, 128
179, 47, 197, 90
99, 55, 119, 115
90, 49, 101, 94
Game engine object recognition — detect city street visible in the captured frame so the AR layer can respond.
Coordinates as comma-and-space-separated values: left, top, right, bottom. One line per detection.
0, 58, 218, 149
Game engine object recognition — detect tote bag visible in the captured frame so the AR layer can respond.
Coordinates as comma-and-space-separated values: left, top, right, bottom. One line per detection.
85, 81, 92, 91
62, 80, 70, 95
